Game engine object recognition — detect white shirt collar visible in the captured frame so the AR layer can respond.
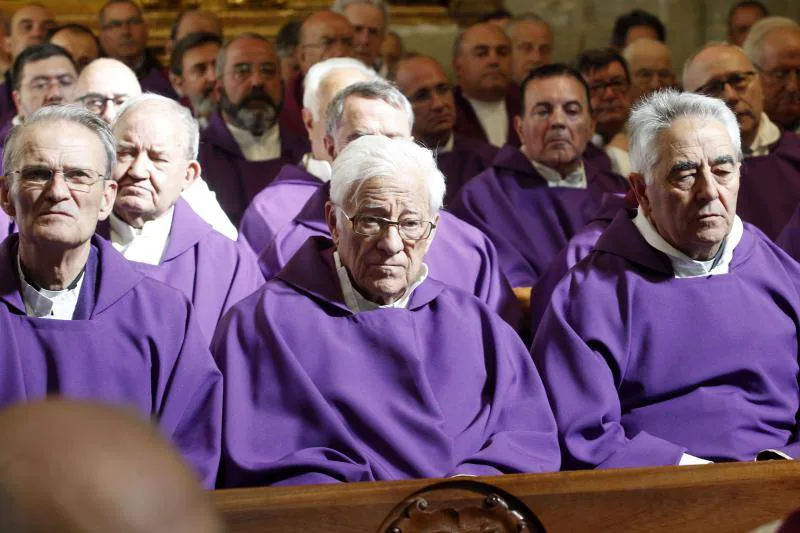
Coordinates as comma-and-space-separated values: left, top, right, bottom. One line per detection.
523, 146, 587, 188
465, 96, 508, 148
180, 178, 238, 240
301, 153, 332, 182
109, 207, 175, 266
632, 209, 744, 278
333, 250, 428, 312
17, 252, 85, 320
436, 133, 455, 154
226, 121, 281, 161
745, 113, 781, 157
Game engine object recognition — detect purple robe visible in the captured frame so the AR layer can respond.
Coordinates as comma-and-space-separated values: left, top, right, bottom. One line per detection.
452, 85, 520, 148
213, 236, 559, 487
98, 199, 265, 344
531, 211, 800, 469
238, 164, 321, 255
438, 133, 499, 207
198, 112, 310, 226
138, 54, 179, 100
737, 131, 800, 240
0, 72, 14, 128
778, 204, 800, 261
0, 234, 222, 487
278, 74, 306, 138
449, 144, 629, 287
582, 142, 614, 175
258, 181, 522, 327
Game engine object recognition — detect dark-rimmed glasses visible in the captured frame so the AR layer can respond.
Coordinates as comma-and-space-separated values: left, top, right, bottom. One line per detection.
340, 210, 436, 241
6, 167, 105, 193
696, 71, 756, 97
78, 94, 130, 114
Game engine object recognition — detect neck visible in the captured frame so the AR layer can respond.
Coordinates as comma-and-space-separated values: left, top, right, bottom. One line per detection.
418, 130, 451, 150
114, 208, 162, 230
741, 121, 759, 151
18, 238, 91, 291
648, 214, 723, 261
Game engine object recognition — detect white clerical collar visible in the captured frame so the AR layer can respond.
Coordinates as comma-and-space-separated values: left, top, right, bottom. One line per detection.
523, 146, 587, 188
437, 133, 455, 154
16, 252, 85, 319
109, 206, 175, 266
301, 153, 332, 182
226, 121, 281, 161
465, 96, 508, 148
632, 209, 744, 278
11, 114, 22, 127
333, 250, 428, 312
591, 133, 605, 148
745, 113, 781, 157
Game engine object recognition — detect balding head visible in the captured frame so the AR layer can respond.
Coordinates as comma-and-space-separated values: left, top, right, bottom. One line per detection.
394, 54, 456, 148
7, 3, 55, 59
453, 22, 512, 101
298, 11, 355, 75
174, 9, 222, 42
0, 400, 223, 533
623, 38, 675, 101
76, 57, 141, 124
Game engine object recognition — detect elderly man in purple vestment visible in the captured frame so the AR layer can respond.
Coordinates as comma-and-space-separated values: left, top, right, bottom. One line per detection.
213, 135, 559, 487
392, 54, 498, 205
239, 57, 377, 255
532, 89, 800, 469
684, 42, 800, 240
450, 63, 629, 309
259, 80, 522, 326
102, 94, 264, 344
77, 57, 237, 240
0, 105, 222, 486
198, 33, 309, 227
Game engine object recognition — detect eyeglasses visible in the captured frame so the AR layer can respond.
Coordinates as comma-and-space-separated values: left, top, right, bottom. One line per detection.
340, 210, 436, 241
588, 77, 629, 95
696, 71, 756, 97
6, 166, 105, 193
100, 16, 144, 31
300, 36, 355, 52
759, 67, 800, 84
227, 62, 278, 82
78, 94, 130, 114
26, 75, 76, 93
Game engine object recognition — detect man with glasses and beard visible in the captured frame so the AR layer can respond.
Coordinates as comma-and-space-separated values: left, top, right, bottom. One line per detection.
169, 31, 221, 129
198, 33, 309, 226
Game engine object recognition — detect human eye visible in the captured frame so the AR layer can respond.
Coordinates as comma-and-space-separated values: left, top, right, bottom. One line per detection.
113, 95, 130, 106
116, 147, 135, 160
356, 215, 382, 234
565, 103, 582, 117
319, 37, 334, 48
150, 151, 169, 163
233, 63, 251, 78
29, 79, 48, 91
412, 89, 431, 103
259, 63, 278, 77
532, 105, 550, 118
20, 21, 32, 33
518, 42, 533, 53
20, 167, 52, 183
497, 45, 511, 57
63, 168, 95, 184
58, 75, 76, 88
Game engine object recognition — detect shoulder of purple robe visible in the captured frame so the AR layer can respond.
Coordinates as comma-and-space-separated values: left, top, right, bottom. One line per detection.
200, 112, 244, 158
212, 236, 558, 486
451, 86, 521, 148
581, 142, 613, 174
140, 66, 179, 100
440, 134, 499, 205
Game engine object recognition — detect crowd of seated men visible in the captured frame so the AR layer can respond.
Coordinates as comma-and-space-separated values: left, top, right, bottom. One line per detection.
0, 0, 799, 497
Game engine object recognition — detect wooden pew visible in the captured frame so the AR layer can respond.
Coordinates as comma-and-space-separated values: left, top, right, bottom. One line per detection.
213, 461, 800, 532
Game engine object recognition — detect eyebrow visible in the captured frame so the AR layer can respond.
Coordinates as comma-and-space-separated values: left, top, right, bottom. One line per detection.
669, 160, 699, 173
712, 155, 736, 166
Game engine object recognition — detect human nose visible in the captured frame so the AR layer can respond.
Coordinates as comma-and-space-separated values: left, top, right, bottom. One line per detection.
375, 223, 405, 255
127, 151, 151, 180
722, 81, 740, 103
694, 169, 720, 203
43, 172, 72, 201
102, 101, 120, 124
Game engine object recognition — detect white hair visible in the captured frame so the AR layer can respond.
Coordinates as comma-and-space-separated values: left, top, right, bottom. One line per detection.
303, 58, 378, 120
332, 0, 390, 30
742, 16, 799, 68
330, 135, 445, 215
112, 93, 200, 160
628, 89, 742, 184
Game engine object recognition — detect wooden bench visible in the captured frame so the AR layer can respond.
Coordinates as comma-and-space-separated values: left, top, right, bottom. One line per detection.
212, 461, 800, 532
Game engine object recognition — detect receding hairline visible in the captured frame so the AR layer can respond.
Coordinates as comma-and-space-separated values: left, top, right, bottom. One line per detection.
113, 99, 192, 150
454, 22, 511, 57
683, 43, 750, 91
11, 3, 53, 25
300, 11, 351, 43
77, 59, 141, 93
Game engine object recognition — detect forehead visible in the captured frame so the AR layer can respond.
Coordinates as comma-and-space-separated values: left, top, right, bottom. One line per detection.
526, 75, 588, 107
509, 21, 552, 42
18, 120, 105, 165
343, 4, 385, 26
102, 2, 140, 21
341, 96, 409, 133
183, 42, 220, 64
763, 29, 800, 61
115, 106, 182, 149
395, 58, 447, 90
688, 46, 751, 87
52, 30, 97, 49
320, 68, 372, 97
628, 43, 671, 66
585, 61, 626, 80
12, 5, 53, 26
730, 5, 764, 24
658, 117, 735, 160
22, 56, 76, 79
351, 175, 427, 207
176, 12, 221, 40
463, 25, 510, 49
303, 13, 353, 39
226, 37, 276, 63
79, 66, 140, 95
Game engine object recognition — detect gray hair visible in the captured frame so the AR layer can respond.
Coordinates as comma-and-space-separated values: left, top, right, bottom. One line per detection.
215, 32, 272, 79
742, 16, 799, 68
112, 93, 200, 160
628, 89, 742, 184
325, 79, 414, 138
681, 41, 737, 90
4, 105, 116, 181
330, 135, 445, 214
303, 57, 378, 120
505, 13, 550, 35
332, 0, 390, 31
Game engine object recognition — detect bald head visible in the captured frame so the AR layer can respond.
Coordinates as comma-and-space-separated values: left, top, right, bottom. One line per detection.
623, 38, 675, 101
754, 25, 800, 131
7, 3, 56, 59
298, 11, 355, 75
453, 23, 512, 101
394, 55, 456, 148
0, 400, 223, 533
76, 58, 141, 123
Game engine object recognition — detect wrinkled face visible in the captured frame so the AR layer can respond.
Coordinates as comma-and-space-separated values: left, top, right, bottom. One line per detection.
218, 37, 283, 136
509, 21, 553, 84
624, 25, 660, 47
13, 56, 78, 119
684, 46, 762, 145
516, 75, 592, 173
329, 175, 435, 305
454, 24, 512, 101
584, 61, 631, 137
628, 44, 674, 101
50, 30, 100, 73
1, 121, 116, 249
8, 5, 55, 59
758, 29, 800, 130
343, 3, 385, 67
328, 96, 411, 156
112, 107, 195, 225
176, 42, 220, 118
98, 2, 147, 62
394, 57, 455, 144
728, 5, 765, 46
298, 13, 355, 74
75, 63, 141, 124
633, 117, 740, 260
174, 11, 222, 42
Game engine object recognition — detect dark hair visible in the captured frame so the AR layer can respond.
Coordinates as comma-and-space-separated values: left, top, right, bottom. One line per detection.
519, 63, 593, 115
478, 8, 512, 24
98, 0, 142, 26
169, 31, 222, 75
169, 7, 222, 42
611, 9, 666, 48
574, 48, 631, 84
275, 19, 301, 58
727, 1, 769, 26
11, 43, 77, 90
45, 23, 102, 54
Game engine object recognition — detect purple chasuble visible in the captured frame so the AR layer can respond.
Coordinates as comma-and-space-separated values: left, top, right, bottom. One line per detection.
138, 62, 179, 100
98, 199, 265, 344
438, 133, 499, 207
213, 237, 559, 487
737, 131, 800, 240
238, 163, 321, 255
198, 112, 310, 226
582, 142, 614, 175
449, 144, 629, 288
0, 234, 222, 487
258, 182, 522, 328
531, 211, 800, 469
452, 86, 520, 148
